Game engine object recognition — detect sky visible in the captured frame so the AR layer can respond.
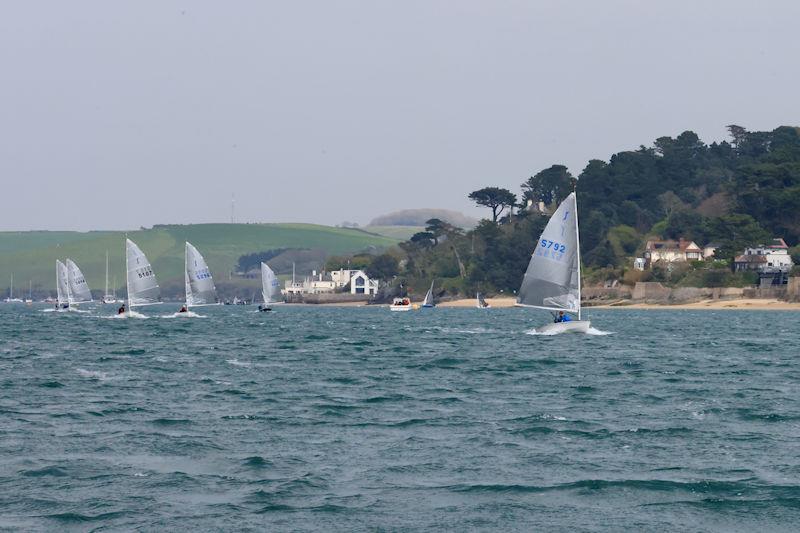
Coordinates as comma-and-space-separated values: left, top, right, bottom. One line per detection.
1, 0, 799, 231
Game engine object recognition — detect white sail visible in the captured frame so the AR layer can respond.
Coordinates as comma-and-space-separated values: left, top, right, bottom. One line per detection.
66, 259, 93, 303
423, 280, 435, 307
56, 260, 70, 306
516, 192, 581, 316
126, 238, 160, 306
185, 242, 217, 306
261, 262, 280, 304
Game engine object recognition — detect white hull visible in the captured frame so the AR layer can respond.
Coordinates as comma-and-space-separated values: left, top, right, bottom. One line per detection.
390, 305, 413, 312
535, 320, 591, 335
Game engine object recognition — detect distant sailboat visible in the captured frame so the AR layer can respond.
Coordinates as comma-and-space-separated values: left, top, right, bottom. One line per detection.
66, 259, 93, 305
55, 260, 70, 309
4, 273, 23, 303
183, 242, 217, 311
258, 262, 280, 311
102, 250, 120, 304
476, 292, 490, 308
422, 280, 436, 308
123, 238, 160, 316
516, 191, 591, 334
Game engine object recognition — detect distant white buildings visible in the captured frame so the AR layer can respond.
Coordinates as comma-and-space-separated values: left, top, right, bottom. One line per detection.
734, 238, 794, 274
283, 269, 379, 297
635, 238, 717, 270
643, 238, 703, 267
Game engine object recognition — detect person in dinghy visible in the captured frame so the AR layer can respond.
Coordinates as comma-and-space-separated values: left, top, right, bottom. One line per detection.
178, 304, 188, 313
554, 311, 572, 323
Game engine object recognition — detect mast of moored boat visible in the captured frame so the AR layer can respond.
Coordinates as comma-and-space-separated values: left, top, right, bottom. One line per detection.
575, 194, 582, 321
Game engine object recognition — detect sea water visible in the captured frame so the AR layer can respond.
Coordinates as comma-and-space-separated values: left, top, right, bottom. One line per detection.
1, 304, 798, 531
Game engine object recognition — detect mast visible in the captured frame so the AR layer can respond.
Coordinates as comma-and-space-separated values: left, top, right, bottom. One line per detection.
66, 262, 73, 304
9, 273, 12, 299
125, 240, 130, 314
184, 242, 190, 307
574, 190, 582, 321
105, 250, 109, 297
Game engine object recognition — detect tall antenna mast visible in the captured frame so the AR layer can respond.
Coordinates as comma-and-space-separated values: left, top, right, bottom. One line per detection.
230, 193, 235, 224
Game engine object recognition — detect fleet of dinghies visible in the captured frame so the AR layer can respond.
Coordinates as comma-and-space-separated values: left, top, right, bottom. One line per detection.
27, 200, 597, 332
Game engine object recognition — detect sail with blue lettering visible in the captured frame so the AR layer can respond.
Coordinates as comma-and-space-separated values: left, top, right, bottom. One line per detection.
516, 192, 581, 314
185, 242, 217, 306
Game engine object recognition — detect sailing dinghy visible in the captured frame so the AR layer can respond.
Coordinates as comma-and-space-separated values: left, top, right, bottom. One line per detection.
122, 238, 160, 317
258, 262, 280, 311
516, 192, 590, 334
422, 280, 436, 308
55, 260, 70, 310
180, 242, 217, 314
66, 259, 93, 306
476, 292, 490, 308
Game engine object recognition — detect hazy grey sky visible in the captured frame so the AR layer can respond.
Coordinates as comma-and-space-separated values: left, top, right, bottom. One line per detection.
2, 1, 798, 231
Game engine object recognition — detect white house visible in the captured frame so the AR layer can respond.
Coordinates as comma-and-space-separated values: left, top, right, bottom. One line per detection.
348, 270, 379, 295
643, 238, 703, 267
734, 238, 794, 273
283, 269, 379, 296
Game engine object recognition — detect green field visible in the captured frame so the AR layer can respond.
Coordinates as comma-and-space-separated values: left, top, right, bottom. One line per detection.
0, 223, 398, 298
362, 225, 424, 240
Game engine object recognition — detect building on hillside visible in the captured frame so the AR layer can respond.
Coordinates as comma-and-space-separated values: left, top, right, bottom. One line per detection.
633, 257, 646, 271
703, 243, 720, 260
733, 238, 794, 285
643, 238, 703, 267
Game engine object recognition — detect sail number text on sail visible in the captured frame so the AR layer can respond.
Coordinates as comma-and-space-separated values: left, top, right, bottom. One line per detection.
536, 239, 568, 260
135, 267, 154, 279
192, 268, 212, 280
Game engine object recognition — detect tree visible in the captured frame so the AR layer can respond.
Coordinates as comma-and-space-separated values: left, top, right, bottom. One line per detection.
366, 254, 399, 280
409, 231, 435, 248
468, 187, 517, 223
425, 218, 463, 245
521, 164, 574, 207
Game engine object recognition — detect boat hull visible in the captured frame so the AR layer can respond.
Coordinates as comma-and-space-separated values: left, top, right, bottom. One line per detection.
390, 305, 412, 312
536, 320, 591, 335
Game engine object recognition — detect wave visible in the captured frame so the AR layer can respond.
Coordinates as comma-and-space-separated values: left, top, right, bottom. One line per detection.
76, 368, 109, 380
445, 478, 777, 495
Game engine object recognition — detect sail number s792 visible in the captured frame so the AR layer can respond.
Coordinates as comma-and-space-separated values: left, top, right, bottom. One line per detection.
540, 239, 566, 253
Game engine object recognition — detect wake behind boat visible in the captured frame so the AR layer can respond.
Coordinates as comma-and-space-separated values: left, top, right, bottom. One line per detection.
516, 191, 591, 334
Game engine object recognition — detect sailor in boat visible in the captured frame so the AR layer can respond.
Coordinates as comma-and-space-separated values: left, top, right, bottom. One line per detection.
117, 304, 126, 315
258, 304, 272, 312
178, 304, 188, 313
554, 311, 572, 323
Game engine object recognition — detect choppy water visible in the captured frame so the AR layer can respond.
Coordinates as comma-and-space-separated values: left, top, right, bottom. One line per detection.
1, 304, 799, 531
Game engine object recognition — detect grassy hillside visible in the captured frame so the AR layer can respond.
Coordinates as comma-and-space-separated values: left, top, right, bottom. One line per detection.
0, 223, 397, 298
363, 225, 425, 240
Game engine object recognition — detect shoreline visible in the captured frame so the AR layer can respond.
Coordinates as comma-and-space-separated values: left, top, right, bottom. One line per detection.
277, 297, 800, 310
438, 297, 800, 310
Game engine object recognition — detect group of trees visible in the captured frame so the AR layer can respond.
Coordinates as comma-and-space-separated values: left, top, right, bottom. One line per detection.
388, 125, 800, 295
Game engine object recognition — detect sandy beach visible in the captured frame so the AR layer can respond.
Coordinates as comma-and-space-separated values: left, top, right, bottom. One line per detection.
436, 297, 800, 310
